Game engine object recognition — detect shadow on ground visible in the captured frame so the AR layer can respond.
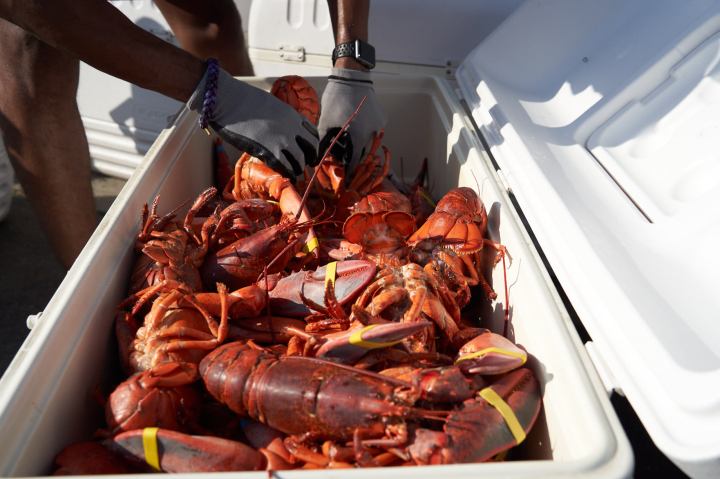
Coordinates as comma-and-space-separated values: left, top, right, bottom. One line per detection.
0, 173, 125, 373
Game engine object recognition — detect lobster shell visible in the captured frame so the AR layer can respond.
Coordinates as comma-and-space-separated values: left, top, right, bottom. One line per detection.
271, 75, 320, 125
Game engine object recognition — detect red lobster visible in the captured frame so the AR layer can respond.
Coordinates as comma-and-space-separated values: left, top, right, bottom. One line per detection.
408, 186, 508, 301
200, 341, 540, 466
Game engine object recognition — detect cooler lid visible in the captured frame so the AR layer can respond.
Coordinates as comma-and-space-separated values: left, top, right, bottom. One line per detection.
456, 0, 720, 473
248, 0, 524, 73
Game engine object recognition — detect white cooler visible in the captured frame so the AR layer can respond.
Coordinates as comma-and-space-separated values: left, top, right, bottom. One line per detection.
4, 0, 720, 477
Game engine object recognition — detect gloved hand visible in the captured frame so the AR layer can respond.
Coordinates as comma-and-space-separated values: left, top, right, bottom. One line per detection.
189, 65, 318, 180
318, 68, 386, 170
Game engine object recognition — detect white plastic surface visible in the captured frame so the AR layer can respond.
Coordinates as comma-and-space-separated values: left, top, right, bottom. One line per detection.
456, 0, 720, 476
248, 0, 526, 76
0, 76, 631, 477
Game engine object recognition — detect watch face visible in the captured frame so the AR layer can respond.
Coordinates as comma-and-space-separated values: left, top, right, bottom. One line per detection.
355, 39, 375, 69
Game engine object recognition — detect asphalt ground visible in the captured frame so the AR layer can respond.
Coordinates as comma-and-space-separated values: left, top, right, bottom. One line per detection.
0, 173, 126, 373
0, 173, 690, 478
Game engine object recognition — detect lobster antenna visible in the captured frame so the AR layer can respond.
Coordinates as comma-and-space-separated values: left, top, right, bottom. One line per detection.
470, 169, 481, 195
502, 252, 511, 338
261, 264, 278, 345
295, 96, 368, 221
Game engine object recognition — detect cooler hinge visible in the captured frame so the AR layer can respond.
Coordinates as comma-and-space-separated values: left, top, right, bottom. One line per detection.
26, 312, 43, 330
585, 341, 624, 397
278, 44, 306, 62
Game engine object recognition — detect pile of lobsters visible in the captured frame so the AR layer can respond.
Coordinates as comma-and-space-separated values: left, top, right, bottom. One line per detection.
52, 77, 542, 474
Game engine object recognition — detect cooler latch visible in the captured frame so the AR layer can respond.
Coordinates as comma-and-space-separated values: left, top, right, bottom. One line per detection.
585, 341, 624, 397
278, 44, 306, 63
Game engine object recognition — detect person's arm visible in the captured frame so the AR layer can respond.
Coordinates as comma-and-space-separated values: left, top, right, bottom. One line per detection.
0, 0, 204, 101
319, 0, 385, 167
327, 0, 369, 71
0, 0, 318, 178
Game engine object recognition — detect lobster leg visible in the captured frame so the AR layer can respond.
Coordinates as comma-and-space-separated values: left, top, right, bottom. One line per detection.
366, 286, 407, 316
460, 253, 498, 300
182, 187, 217, 245
160, 285, 229, 351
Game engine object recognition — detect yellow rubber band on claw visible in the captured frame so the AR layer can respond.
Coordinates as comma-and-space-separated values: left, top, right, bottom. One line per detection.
324, 261, 337, 288
349, 324, 404, 350
478, 387, 526, 445
142, 427, 161, 471
419, 189, 436, 208
455, 347, 527, 365
303, 236, 319, 254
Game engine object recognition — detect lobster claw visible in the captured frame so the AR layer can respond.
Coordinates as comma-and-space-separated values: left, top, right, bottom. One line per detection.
408, 368, 541, 464
53, 441, 137, 475
268, 260, 376, 317
105, 428, 267, 472
105, 363, 201, 435
455, 330, 528, 376
316, 320, 433, 363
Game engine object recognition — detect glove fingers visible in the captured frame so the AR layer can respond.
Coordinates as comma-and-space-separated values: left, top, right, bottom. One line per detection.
214, 123, 295, 179
301, 118, 319, 140
319, 128, 353, 166
296, 135, 319, 168
213, 125, 272, 161
280, 149, 303, 178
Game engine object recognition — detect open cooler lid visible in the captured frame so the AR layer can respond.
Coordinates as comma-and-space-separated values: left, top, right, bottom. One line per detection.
247, 0, 524, 75
455, 0, 720, 475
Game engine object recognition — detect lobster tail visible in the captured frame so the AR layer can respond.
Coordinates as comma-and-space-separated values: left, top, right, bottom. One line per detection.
199, 341, 266, 416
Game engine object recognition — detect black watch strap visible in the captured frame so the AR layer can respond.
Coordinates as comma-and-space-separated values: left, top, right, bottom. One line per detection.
332, 39, 376, 70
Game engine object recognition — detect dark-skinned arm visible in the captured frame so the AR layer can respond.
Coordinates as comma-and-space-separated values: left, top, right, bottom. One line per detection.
0, 0, 319, 177
0, 0, 203, 101
327, 0, 370, 71
319, 0, 385, 166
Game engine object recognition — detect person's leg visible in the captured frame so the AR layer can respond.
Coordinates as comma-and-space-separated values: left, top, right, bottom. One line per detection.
0, 19, 97, 269
155, 0, 253, 76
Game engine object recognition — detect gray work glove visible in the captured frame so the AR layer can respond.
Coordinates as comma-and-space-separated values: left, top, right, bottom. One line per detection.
318, 68, 386, 171
189, 67, 318, 180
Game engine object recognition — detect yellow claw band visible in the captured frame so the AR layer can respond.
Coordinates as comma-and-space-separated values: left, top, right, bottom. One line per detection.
478, 387, 526, 445
349, 324, 404, 350
142, 427, 161, 471
420, 189, 436, 208
202, 127, 212, 136
324, 261, 337, 288
303, 236, 319, 254
266, 200, 279, 205
455, 347, 527, 365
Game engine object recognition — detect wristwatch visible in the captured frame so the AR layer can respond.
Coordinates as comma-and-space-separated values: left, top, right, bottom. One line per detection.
332, 39, 376, 70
